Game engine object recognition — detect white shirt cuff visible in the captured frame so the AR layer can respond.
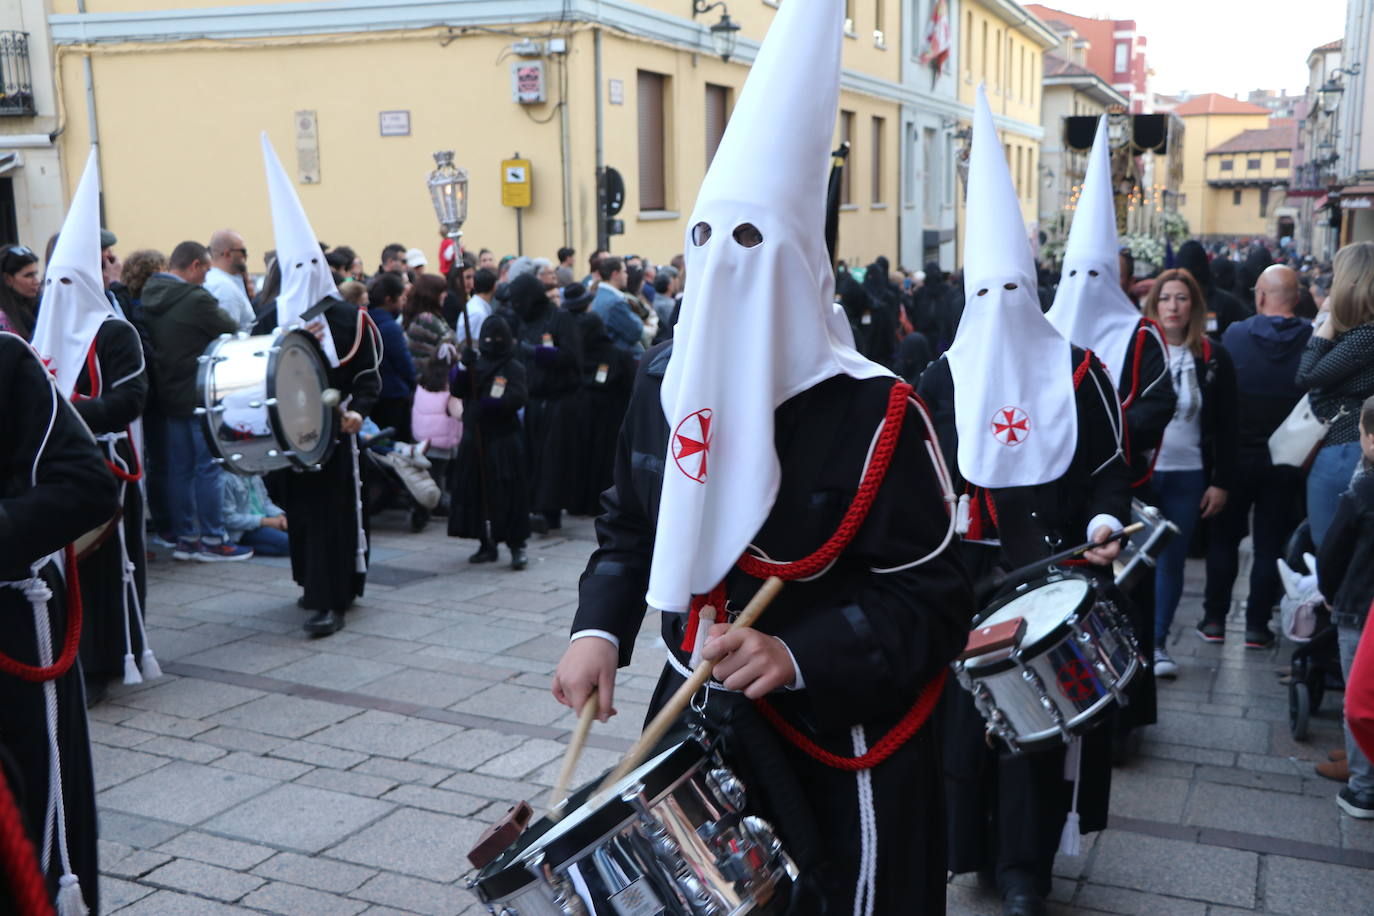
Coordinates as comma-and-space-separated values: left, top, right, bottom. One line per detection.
774, 636, 805, 690
570, 629, 620, 650
1086, 514, 1124, 543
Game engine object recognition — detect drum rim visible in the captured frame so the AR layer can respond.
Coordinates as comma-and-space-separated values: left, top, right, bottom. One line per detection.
194, 333, 257, 476
964, 573, 1097, 675
266, 327, 338, 470
474, 739, 709, 901
989, 652, 1140, 749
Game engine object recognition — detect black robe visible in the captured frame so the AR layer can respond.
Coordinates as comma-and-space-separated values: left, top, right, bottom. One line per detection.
918, 349, 1131, 893
72, 318, 149, 683
514, 303, 582, 517
283, 300, 380, 612
0, 332, 119, 913
573, 342, 971, 914
562, 307, 633, 516
447, 352, 531, 546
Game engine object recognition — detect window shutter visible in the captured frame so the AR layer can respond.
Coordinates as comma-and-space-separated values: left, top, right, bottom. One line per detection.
638, 70, 666, 211
705, 83, 728, 168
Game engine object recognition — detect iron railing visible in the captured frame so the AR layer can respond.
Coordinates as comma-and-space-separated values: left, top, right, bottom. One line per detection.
0, 31, 35, 117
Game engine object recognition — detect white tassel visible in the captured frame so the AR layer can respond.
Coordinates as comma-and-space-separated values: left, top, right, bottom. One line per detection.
1058, 737, 1084, 856
139, 648, 162, 680
955, 493, 971, 536
56, 873, 88, 916
688, 605, 716, 670
121, 653, 142, 685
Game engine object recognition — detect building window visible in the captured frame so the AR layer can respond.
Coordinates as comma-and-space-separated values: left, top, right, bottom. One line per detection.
903, 121, 917, 207
1260, 186, 1270, 217
964, 10, 973, 79
980, 21, 988, 82
1114, 42, 1128, 74
871, 116, 885, 204
1233, 189, 1243, 206
1220, 159, 1234, 172
844, 0, 855, 34
874, 0, 885, 45
924, 126, 940, 223
705, 83, 729, 167
995, 29, 1002, 91
637, 70, 667, 211
1247, 157, 1261, 170
1014, 145, 1023, 199
1277, 156, 1291, 169
1179, 193, 1187, 206
840, 109, 854, 205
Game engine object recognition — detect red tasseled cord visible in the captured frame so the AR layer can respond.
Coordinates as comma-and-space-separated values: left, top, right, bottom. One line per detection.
0, 546, 83, 683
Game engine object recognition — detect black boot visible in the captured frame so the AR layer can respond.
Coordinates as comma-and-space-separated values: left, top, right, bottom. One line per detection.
1002, 891, 1047, 916
510, 545, 528, 571
529, 514, 549, 536
303, 609, 344, 637
469, 541, 499, 564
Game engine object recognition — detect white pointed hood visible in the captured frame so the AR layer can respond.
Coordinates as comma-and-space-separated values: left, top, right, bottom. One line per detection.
945, 87, 1075, 489
31, 149, 117, 401
262, 133, 339, 365
1046, 114, 1141, 380
645, 0, 890, 612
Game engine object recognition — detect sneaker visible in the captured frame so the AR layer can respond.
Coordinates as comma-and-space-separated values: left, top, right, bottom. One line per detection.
195, 540, 253, 562
1337, 786, 1374, 819
171, 538, 199, 561
1153, 648, 1179, 679
1195, 620, 1225, 643
1244, 629, 1275, 650
149, 532, 177, 550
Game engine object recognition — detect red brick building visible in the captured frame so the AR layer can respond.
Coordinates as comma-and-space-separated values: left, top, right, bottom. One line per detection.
1025, 4, 1150, 112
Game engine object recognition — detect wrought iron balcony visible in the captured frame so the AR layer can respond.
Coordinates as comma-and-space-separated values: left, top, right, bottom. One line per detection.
0, 31, 36, 117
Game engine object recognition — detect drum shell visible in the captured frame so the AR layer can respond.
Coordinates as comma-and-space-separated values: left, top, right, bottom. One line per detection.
959, 575, 1140, 750
473, 740, 795, 915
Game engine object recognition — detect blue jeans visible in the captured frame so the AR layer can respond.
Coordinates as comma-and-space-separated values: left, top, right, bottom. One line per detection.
164, 415, 227, 542
239, 524, 290, 556
1153, 469, 1208, 644
1308, 441, 1363, 549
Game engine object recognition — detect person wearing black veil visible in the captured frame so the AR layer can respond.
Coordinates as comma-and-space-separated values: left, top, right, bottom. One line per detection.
1177, 240, 1248, 334
560, 282, 634, 515
837, 271, 898, 368
1236, 243, 1274, 312
448, 315, 531, 568
506, 272, 581, 531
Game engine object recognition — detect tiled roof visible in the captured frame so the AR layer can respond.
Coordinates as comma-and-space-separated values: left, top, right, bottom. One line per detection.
1312, 38, 1342, 53
1043, 54, 1097, 79
1174, 93, 1272, 116
1207, 123, 1299, 155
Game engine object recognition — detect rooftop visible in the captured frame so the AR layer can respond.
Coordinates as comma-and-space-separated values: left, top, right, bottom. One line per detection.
1206, 122, 1299, 155
1174, 93, 1272, 116
1312, 38, 1342, 54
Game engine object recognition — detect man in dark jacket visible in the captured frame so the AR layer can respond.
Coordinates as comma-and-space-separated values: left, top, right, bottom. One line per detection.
1177, 240, 1249, 335
365, 272, 416, 440
140, 241, 248, 561
1201, 265, 1311, 645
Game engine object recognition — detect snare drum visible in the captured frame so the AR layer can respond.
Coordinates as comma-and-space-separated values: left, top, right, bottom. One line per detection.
470, 738, 797, 915
196, 330, 337, 476
955, 574, 1141, 752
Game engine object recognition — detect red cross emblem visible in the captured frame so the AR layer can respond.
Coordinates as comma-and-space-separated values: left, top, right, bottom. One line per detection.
672, 408, 712, 483
1056, 660, 1097, 703
991, 406, 1030, 446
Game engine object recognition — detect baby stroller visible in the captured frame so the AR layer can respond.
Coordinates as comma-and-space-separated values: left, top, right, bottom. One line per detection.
359, 420, 441, 533
1278, 521, 1345, 741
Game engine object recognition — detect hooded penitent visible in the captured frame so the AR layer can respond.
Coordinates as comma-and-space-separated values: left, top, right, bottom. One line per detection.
1045, 115, 1142, 380
645, 0, 890, 613
31, 149, 117, 400
943, 86, 1075, 489
262, 132, 340, 365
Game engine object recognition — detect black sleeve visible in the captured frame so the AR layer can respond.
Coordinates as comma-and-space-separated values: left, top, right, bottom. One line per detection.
1084, 356, 1133, 526
1318, 484, 1369, 602
72, 320, 147, 436
0, 340, 119, 574
1296, 327, 1374, 391
915, 356, 961, 486
572, 365, 659, 666
1208, 346, 1239, 491
551, 309, 584, 377
1122, 327, 1176, 455
484, 361, 528, 416
776, 399, 974, 730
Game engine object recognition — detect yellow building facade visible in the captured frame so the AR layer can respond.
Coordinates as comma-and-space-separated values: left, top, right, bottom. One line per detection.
1200, 127, 1296, 239
1173, 94, 1270, 239
953, 0, 1057, 263
45, 0, 913, 271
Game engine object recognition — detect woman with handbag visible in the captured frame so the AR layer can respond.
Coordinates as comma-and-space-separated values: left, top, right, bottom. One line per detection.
1142, 269, 1237, 674
1297, 241, 1374, 548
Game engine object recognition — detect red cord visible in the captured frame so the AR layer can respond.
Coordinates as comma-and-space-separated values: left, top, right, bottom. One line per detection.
0, 546, 83, 683
73, 341, 143, 482
756, 670, 948, 771
0, 763, 53, 916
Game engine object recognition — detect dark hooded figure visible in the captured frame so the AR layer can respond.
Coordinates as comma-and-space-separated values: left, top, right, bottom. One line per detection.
560, 282, 635, 515
506, 272, 582, 530
913, 260, 958, 354
1236, 243, 1274, 312
838, 271, 898, 368
1177, 240, 1249, 335
448, 315, 530, 568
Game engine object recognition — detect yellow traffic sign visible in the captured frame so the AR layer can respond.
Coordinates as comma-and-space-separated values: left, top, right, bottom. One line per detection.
501, 158, 532, 208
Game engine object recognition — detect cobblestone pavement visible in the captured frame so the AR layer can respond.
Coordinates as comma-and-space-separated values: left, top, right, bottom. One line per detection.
89, 509, 1374, 914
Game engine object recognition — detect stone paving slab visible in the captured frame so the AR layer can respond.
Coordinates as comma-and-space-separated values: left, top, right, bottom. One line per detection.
87, 515, 1374, 913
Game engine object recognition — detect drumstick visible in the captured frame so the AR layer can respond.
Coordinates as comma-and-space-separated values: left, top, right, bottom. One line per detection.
547, 690, 599, 821
592, 576, 784, 801
996, 521, 1145, 590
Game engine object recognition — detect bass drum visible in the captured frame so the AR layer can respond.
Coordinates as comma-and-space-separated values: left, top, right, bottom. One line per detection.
196, 329, 337, 476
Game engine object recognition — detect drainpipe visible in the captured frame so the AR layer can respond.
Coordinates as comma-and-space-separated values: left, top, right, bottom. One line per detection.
76, 0, 103, 223
594, 27, 607, 254
559, 46, 573, 246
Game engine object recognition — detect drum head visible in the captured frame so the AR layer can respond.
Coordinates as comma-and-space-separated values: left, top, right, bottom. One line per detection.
977, 577, 1092, 655
267, 331, 335, 468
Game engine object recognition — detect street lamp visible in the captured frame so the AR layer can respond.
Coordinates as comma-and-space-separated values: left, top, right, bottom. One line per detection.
1319, 65, 1362, 116
427, 150, 468, 240
691, 0, 741, 62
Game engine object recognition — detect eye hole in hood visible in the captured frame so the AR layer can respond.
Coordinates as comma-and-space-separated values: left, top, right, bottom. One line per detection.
691, 222, 712, 246
732, 223, 763, 248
